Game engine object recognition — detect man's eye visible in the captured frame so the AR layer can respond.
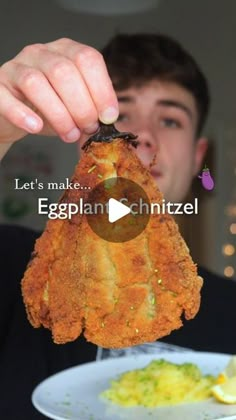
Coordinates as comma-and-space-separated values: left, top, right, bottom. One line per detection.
161, 118, 181, 128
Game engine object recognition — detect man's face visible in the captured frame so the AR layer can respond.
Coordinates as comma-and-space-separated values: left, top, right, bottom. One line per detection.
114, 80, 207, 202
79, 80, 207, 202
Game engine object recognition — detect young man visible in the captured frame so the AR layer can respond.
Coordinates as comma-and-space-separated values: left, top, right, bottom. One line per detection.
0, 34, 235, 419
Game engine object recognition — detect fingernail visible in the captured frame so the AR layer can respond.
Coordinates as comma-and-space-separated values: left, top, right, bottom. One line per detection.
63, 127, 81, 143
24, 116, 40, 132
84, 121, 99, 135
99, 107, 119, 124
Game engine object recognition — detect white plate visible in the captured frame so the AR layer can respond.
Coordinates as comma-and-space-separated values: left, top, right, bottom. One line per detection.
32, 351, 236, 420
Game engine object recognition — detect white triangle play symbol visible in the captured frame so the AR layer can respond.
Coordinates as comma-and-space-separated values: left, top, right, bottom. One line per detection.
108, 198, 131, 223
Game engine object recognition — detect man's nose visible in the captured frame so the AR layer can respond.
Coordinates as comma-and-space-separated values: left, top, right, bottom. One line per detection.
137, 126, 158, 152
140, 139, 157, 151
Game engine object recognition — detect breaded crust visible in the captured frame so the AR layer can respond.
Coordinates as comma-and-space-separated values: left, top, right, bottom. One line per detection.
21, 139, 203, 348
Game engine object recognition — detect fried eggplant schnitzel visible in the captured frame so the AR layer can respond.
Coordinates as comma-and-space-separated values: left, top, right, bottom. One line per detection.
21, 124, 203, 348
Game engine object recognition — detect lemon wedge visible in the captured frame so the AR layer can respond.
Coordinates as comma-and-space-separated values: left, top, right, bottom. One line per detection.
212, 356, 236, 403
215, 356, 236, 384
212, 376, 236, 404
225, 356, 236, 377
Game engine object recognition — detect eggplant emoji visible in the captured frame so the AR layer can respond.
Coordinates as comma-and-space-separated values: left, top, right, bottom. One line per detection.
198, 166, 215, 191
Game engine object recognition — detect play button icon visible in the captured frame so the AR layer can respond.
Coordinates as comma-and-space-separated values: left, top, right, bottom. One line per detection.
86, 177, 150, 242
108, 198, 131, 223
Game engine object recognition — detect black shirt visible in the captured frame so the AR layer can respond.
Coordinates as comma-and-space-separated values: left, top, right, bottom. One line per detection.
1, 224, 236, 419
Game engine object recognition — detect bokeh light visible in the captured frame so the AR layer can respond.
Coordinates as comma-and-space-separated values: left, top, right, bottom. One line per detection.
222, 244, 235, 256
230, 223, 236, 234
224, 266, 235, 277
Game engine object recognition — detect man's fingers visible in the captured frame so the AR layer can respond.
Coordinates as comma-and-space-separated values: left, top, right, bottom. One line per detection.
47, 39, 119, 124
0, 83, 43, 136
74, 46, 119, 124
32, 49, 99, 134
13, 63, 81, 143
0, 38, 119, 148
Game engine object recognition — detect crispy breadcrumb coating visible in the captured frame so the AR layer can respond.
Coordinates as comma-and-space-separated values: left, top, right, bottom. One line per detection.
21, 139, 203, 348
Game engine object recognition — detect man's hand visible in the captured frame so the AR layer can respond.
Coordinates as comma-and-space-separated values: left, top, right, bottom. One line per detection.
0, 38, 119, 157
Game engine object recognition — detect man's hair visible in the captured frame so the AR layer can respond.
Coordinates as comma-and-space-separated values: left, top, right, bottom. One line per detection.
102, 33, 210, 136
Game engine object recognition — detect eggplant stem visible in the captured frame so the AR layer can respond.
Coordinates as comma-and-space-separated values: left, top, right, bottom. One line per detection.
82, 122, 138, 150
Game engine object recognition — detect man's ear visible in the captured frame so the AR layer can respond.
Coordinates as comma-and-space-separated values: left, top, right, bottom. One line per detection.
193, 137, 208, 176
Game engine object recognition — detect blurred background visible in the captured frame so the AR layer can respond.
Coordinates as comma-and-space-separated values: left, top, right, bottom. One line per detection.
0, 0, 235, 279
